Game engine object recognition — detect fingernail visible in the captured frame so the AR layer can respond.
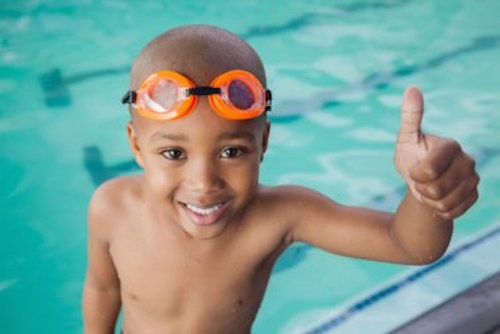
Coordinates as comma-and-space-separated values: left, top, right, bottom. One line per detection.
404, 87, 420, 109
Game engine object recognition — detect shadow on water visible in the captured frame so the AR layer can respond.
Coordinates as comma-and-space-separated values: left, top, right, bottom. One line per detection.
39, 66, 130, 107
83, 146, 139, 186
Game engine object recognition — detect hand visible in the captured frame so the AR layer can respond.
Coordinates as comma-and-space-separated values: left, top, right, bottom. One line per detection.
394, 86, 479, 220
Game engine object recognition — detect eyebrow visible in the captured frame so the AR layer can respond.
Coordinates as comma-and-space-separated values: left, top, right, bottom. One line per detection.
218, 131, 256, 142
149, 132, 188, 143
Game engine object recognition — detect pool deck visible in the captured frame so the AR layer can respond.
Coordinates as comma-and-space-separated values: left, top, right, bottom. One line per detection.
391, 271, 500, 334
299, 224, 500, 334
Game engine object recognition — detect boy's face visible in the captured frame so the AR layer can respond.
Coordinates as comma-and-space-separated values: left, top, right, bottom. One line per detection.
128, 97, 270, 240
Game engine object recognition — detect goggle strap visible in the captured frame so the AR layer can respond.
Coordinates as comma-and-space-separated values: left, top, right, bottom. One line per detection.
265, 89, 272, 112
121, 90, 137, 105
187, 86, 221, 96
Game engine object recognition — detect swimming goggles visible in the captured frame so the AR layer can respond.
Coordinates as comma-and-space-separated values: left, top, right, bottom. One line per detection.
121, 70, 272, 121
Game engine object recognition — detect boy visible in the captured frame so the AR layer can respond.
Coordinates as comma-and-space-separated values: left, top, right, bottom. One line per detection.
82, 25, 479, 333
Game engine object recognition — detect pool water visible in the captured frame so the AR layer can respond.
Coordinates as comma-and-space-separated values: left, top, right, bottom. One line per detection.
1, 1, 499, 333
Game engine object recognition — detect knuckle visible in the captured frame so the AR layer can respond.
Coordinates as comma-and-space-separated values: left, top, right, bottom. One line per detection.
456, 201, 470, 218
427, 184, 443, 199
469, 174, 480, 190
451, 140, 461, 152
451, 190, 478, 219
474, 173, 480, 186
470, 189, 479, 204
444, 139, 461, 154
464, 155, 476, 172
450, 209, 461, 219
423, 167, 439, 180
435, 201, 449, 213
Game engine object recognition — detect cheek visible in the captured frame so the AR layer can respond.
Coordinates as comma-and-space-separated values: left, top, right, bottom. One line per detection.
225, 159, 260, 193
143, 160, 178, 195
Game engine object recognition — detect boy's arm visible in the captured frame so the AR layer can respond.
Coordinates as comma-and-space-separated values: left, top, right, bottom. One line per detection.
287, 87, 479, 264
284, 186, 450, 264
83, 186, 121, 334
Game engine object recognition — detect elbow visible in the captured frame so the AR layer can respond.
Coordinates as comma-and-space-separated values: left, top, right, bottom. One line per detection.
407, 248, 447, 266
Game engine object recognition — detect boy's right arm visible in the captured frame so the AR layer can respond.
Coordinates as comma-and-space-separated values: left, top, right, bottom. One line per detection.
83, 185, 121, 334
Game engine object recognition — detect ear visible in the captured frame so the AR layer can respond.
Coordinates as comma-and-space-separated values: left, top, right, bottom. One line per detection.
127, 121, 145, 168
260, 120, 271, 163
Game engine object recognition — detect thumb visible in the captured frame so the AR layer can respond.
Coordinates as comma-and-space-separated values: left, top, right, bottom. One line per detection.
397, 85, 424, 144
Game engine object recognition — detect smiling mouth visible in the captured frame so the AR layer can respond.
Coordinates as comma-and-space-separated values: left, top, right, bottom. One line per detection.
178, 201, 230, 225
185, 203, 224, 215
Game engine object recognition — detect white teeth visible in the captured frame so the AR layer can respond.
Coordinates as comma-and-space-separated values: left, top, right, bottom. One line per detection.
185, 203, 222, 215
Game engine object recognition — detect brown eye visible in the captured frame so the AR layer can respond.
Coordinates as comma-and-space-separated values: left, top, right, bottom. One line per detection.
220, 147, 245, 158
162, 149, 185, 160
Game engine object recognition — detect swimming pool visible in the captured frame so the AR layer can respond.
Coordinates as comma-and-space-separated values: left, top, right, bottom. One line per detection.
1, 0, 499, 333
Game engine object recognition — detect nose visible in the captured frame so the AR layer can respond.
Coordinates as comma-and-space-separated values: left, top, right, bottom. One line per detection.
184, 157, 225, 194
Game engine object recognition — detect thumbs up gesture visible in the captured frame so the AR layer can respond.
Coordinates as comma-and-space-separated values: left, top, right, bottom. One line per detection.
394, 86, 479, 220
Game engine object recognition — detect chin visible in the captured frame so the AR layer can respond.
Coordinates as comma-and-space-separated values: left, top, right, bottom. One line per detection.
180, 220, 230, 240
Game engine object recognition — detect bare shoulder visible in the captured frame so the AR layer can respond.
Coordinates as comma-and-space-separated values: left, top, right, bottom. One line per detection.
257, 184, 340, 212
89, 175, 141, 215
253, 184, 342, 234
87, 175, 142, 240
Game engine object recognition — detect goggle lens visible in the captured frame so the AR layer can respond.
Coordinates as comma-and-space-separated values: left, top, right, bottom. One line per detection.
228, 79, 255, 110
152, 79, 177, 109
142, 78, 178, 113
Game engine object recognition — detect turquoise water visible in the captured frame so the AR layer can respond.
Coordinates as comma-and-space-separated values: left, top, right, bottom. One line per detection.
1, 1, 499, 333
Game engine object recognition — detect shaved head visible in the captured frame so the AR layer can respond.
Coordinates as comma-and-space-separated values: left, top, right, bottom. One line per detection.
130, 25, 267, 89
125, 25, 271, 180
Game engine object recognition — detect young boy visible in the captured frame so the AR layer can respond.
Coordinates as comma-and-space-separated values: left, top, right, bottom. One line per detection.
82, 25, 479, 333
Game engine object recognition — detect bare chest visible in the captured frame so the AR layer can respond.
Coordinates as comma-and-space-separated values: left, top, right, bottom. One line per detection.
110, 223, 277, 322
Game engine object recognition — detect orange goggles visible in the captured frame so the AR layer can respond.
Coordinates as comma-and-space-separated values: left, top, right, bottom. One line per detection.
121, 70, 272, 121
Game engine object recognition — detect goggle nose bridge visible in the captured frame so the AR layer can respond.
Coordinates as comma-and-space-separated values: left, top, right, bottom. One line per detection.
186, 86, 222, 96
